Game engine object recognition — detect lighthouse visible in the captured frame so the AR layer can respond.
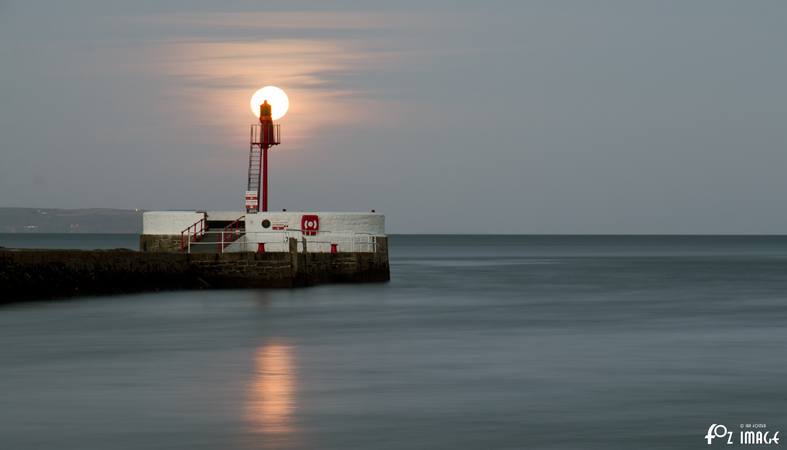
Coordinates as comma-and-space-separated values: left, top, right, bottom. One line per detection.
139, 85, 387, 261
246, 100, 280, 213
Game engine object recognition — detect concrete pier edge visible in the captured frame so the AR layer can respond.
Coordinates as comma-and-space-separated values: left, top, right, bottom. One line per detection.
0, 237, 389, 303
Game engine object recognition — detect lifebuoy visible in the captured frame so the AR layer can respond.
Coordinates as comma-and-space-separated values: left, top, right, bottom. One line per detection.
301, 215, 319, 236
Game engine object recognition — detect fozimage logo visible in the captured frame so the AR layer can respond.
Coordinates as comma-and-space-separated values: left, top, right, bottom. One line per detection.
705, 423, 780, 445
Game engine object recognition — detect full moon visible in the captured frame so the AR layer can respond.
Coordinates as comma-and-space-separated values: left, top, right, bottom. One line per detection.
250, 86, 289, 120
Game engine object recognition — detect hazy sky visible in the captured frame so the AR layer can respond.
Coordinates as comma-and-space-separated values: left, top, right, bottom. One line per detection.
1, 1, 786, 233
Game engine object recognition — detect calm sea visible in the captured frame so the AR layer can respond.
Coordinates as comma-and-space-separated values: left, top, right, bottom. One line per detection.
1, 234, 786, 449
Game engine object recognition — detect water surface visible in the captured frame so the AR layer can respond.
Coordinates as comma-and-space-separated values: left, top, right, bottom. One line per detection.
1, 234, 786, 449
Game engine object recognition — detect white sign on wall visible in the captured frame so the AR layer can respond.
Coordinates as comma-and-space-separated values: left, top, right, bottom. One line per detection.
245, 191, 258, 208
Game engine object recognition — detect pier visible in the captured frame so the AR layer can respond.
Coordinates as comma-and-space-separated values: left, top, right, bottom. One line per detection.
1, 236, 389, 303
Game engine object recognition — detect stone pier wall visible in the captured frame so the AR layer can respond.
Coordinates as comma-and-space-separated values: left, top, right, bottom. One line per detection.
0, 237, 389, 303
139, 234, 182, 253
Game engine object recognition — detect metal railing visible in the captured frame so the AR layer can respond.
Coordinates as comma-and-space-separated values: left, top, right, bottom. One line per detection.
180, 217, 206, 251
219, 215, 245, 251
250, 123, 281, 146
183, 229, 378, 254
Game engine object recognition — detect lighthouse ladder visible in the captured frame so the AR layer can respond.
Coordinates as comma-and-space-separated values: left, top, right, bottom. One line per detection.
246, 143, 261, 212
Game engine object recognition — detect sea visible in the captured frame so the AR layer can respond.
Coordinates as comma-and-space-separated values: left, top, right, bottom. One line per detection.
1, 234, 786, 449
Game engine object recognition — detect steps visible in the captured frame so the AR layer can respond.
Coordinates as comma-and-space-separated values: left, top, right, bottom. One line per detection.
186, 216, 245, 254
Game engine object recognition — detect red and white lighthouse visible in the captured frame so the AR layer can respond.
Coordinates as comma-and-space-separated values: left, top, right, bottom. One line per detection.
246, 85, 288, 212
246, 99, 281, 213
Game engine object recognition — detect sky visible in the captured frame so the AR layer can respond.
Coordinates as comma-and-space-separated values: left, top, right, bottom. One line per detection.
1, 1, 786, 233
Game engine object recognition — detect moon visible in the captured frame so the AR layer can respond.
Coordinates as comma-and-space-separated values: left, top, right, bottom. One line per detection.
250, 86, 289, 120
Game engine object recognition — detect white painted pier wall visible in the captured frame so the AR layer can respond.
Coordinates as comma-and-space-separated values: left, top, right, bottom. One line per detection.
141, 211, 386, 253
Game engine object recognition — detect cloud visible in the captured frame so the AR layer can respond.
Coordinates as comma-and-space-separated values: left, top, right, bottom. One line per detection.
137, 11, 420, 150
129, 10, 442, 34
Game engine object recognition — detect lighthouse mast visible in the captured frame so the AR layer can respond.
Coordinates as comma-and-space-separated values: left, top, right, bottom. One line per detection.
246, 100, 280, 213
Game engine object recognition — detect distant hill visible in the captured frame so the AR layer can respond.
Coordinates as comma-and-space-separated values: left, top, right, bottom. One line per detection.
0, 208, 143, 233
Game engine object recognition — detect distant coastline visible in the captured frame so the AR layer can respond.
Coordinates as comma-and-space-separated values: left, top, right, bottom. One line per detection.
0, 208, 142, 234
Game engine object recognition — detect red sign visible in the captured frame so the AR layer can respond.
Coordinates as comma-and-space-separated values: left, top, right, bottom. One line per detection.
301, 215, 319, 236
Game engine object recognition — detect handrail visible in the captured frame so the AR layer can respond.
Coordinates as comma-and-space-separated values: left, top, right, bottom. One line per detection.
223, 215, 245, 234
250, 123, 281, 146
180, 217, 206, 251
219, 215, 246, 251
182, 229, 379, 254
180, 217, 205, 234
186, 229, 370, 237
